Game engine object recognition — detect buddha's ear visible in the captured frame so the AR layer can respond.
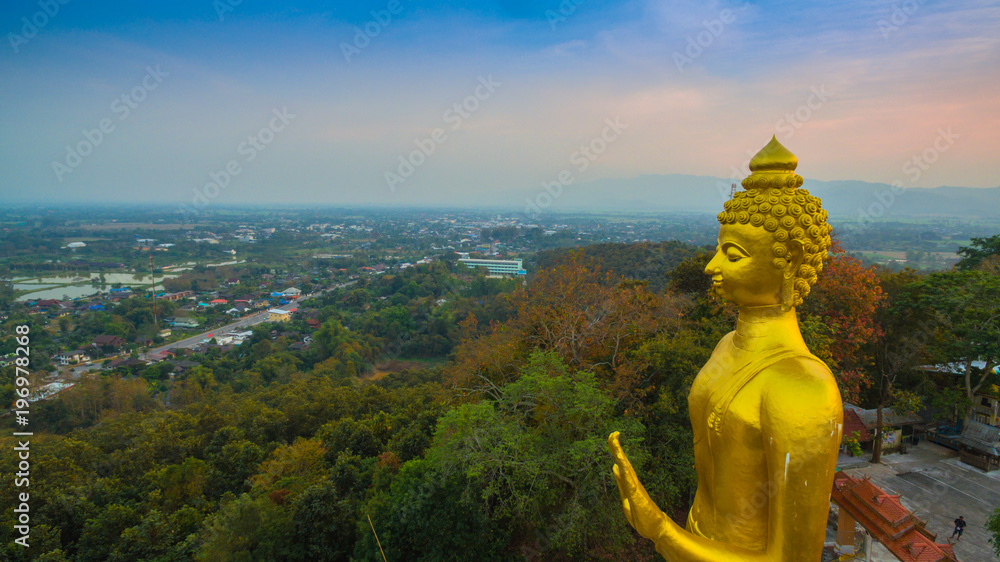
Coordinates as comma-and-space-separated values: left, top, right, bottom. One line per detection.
780, 239, 804, 311
784, 239, 804, 277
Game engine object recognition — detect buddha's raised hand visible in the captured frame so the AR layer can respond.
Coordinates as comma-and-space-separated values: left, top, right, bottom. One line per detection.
608, 431, 669, 541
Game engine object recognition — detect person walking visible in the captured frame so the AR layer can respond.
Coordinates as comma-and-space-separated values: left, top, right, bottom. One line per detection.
950, 515, 966, 541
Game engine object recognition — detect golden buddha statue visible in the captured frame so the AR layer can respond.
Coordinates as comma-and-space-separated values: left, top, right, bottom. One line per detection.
609, 136, 843, 560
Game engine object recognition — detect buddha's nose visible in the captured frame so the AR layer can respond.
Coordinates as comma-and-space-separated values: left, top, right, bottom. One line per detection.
704, 253, 723, 275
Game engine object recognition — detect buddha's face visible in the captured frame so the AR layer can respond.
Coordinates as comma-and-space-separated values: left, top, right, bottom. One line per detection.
704, 223, 787, 307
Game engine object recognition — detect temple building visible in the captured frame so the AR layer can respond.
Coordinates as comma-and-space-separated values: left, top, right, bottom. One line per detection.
832, 472, 957, 561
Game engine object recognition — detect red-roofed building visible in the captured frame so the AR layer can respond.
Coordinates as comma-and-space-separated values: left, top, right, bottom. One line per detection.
844, 407, 872, 443
832, 472, 957, 561
92, 334, 125, 348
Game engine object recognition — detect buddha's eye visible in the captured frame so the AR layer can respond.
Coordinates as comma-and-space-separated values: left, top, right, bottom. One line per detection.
728, 255, 742, 262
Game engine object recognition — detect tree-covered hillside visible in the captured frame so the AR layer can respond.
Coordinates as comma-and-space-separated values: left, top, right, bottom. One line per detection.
3, 236, 998, 561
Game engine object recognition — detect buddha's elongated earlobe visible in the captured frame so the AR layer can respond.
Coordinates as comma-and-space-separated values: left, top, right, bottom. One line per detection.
781, 276, 795, 311
780, 239, 804, 311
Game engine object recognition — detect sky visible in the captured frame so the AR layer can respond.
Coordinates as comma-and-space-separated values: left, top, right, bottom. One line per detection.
1, 0, 998, 209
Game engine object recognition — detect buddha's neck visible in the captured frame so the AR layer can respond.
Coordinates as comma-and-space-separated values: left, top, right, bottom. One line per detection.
733, 304, 805, 352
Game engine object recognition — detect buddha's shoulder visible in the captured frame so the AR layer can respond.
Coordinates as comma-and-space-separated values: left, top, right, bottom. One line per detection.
710, 331, 737, 354
759, 354, 840, 405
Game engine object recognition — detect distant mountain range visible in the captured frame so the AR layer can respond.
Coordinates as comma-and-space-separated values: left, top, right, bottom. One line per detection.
485, 174, 1000, 218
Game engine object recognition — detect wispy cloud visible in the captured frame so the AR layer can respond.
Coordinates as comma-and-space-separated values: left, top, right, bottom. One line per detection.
0, 0, 997, 206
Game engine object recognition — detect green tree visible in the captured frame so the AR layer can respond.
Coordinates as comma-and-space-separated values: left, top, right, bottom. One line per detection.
988, 506, 1000, 557
208, 440, 266, 497
356, 458, 508, 561
431, 351, 647, 557
196, 494, 293, 561
75, 504, 140, 562
866, 269, 931, 463
956, 234, 1000, 270
290, 480, 361, 562
918, 270, 1000, 420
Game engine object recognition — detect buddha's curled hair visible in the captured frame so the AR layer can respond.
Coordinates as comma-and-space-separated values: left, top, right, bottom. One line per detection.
717, 175, 833, 307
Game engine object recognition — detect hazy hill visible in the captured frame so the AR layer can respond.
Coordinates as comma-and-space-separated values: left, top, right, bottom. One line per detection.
495, 174, 1000, 218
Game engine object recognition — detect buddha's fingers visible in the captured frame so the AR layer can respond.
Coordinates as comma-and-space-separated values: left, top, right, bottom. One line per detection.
613, 463, 633, 498
608, 432, 638, 476
613, 467, 634, 524
621, 497, 634, 527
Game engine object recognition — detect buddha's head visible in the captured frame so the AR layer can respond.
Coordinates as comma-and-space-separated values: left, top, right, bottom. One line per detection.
705, 136, 833, 310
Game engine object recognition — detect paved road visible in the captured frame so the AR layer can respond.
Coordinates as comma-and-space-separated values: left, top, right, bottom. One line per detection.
145, 281, 355, 356
843, 442, 999, 561
50, 282, 356, 382
146, 301, 299, 355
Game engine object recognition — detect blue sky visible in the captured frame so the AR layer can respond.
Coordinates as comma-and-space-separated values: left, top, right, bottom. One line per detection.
1, 0, 998, 207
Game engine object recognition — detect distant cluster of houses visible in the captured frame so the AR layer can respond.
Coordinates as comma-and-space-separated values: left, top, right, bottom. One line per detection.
30, 273, 309, 372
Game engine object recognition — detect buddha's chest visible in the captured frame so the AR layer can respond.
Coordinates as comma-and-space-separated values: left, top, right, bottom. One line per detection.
689, 349, 767, 448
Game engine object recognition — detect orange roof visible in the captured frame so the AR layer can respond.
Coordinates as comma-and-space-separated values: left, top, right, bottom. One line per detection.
832, 473, 956, 562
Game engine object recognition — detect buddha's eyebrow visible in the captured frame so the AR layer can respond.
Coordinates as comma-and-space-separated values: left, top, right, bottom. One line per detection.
720, 241, 749, 254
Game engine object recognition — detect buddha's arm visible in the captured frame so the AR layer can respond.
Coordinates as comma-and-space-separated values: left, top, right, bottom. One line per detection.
757, 361, 842, 560
609, 433, 770, 561
609, 362, 842, 561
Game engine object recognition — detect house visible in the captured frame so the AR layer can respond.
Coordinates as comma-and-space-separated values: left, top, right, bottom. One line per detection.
170, 360, 200, 374
226, 278, 240, 285
972, 387, 1000, 427
172, 318, 200, 329
231, 331, 254, 343
952, 421, 1000, 472
841, 407, 873, 454
27, 382, 75, 402
268, 309, 292, 323
282, 287, 302, 297
306, 318, 321, 329
55, 349, 91, 365
209, 298, 228, 305
93, 335, 125, 348
162, 291, 194, 302
844, 404, 923, 453
105, 357, 147, 370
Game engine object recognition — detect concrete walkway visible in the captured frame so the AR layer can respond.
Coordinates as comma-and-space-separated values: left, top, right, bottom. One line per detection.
838, 442, 998, 561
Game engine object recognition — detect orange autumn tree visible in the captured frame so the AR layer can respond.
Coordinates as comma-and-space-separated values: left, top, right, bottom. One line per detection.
448, 253, 688, 406
798, 239, 884, 403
